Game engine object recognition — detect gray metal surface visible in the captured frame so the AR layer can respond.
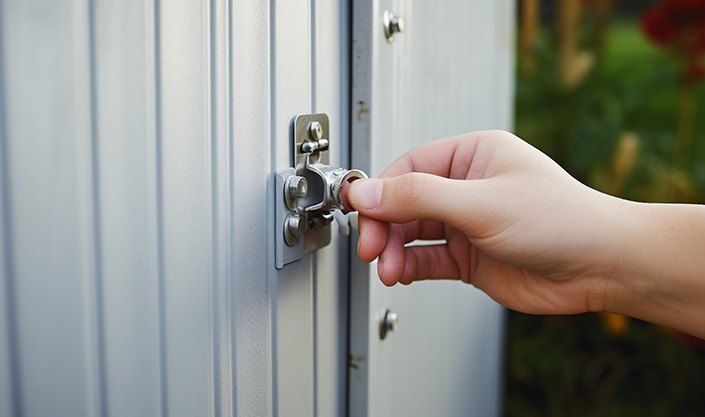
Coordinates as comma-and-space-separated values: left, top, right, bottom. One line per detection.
0, 0, 514, 415
349, 0, 516, 416
0, 1, 351, 416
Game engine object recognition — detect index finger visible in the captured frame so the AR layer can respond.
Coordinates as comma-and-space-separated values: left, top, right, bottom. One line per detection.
379, 132, 486, 179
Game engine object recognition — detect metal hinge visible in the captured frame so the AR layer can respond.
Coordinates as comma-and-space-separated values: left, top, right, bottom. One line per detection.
275, 113, 367, 269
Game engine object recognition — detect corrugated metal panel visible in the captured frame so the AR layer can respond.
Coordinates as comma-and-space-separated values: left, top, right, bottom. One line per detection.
0, 0, 513, 415
0, 0, 351, 416
269, 1, 315, 415
93, 1, 163, 415
1, 1, 101, 415
231, 0, 272, 415
311, 1, 352, 416
349, 1, 515, 416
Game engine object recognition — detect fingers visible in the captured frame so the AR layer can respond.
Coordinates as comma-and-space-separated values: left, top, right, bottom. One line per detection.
347, 172, 486, 228
377, 224, 407, 286
357, 216, 446, 262
348, 131, 528, 287
379, 136, 461, 179
398, 245, 462, 285
357, 216, 388, 263
401, 220, 446, 243
376, 244, 465, 286
374, 241, 597, 315
378, 130, 513, 180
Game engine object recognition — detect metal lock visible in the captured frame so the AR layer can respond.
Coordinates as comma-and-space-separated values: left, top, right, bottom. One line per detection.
275, 113, 368, 269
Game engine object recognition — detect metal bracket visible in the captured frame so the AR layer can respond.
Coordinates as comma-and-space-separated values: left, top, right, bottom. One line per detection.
275, 113, 368, 269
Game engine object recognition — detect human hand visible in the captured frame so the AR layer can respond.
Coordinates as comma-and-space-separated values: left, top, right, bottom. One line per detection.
346, 130, 630, 316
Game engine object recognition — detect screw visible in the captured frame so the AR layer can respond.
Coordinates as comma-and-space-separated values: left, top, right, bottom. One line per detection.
383, 11, 404, 43
390, 15, 404, 34
380, 308, 398, 340
385, 311, 398, 331
308, 121, 323, 141
286, 176, 308, 199
287, 214, 307, 237
284, 213, 307, 246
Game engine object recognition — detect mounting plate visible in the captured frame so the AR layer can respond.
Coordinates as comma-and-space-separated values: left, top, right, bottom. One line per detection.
275, 113, 367, 269
275, 113, 332, 269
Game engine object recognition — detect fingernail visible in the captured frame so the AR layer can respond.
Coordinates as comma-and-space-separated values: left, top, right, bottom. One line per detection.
352, 179, 382, 210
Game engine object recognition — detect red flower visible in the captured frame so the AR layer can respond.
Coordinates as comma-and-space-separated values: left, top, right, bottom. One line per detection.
642, 7, 679, 47
641, 0, 705, 81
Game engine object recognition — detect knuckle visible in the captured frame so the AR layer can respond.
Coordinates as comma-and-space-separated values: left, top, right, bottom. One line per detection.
482, 129, 517, 144
396, 172, 428, 210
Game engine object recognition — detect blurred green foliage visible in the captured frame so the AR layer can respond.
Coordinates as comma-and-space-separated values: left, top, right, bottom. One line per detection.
506, 314, 705, 417
515, 20, 705, 201
506, 19, 705, 417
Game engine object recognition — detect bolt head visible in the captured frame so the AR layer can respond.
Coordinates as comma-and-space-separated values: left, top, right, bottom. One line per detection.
287, 176, 308, 199
383, 10, 404, 43
309, 121, 323, 141
380, 308, 398, 340
386, 311, 398, 332
390, 16, 404, 34
286, 214, 307, 238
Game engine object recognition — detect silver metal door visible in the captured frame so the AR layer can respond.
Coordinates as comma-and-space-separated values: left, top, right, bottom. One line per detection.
0, 1, 351, 416
349, 1, 515, 416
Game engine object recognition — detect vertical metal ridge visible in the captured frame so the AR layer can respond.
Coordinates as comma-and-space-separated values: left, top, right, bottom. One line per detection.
311, 252, 318, 417
0, 2, 22, 415
309, 3, 318, 416
268, 0, 278, 170
152, 1, 169, 416
267, 0, 279, 414
226, 0, 236, 414
86, 2, 105, 414
344, 0, 354, 413
208, 0, 222, 415
311, 0, 317, 112
86, 0, 107, 415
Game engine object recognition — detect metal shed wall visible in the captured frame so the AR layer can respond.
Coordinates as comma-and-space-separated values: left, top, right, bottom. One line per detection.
0, 0, 514, 416
0, 1, 351, 416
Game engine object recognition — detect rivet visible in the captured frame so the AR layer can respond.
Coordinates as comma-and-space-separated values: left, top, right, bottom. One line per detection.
383, 11, 404, 43
380, 308, 399, 340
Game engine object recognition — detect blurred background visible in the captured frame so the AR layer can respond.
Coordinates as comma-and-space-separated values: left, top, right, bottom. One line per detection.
506, 0, 705, 415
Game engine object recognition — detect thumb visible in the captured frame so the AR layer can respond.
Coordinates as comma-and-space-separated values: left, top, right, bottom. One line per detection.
347, 173, 480, 226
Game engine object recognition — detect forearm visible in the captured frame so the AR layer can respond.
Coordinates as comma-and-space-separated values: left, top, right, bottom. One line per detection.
607, 201, 705, 338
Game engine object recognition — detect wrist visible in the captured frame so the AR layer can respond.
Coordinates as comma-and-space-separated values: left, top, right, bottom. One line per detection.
603, 200, 705, 338
598, 198, 650, 315
562, 189, 641, 314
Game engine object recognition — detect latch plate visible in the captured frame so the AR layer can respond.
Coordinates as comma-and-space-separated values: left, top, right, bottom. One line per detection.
293, 113, 329, 167
275, 113, 366, 269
